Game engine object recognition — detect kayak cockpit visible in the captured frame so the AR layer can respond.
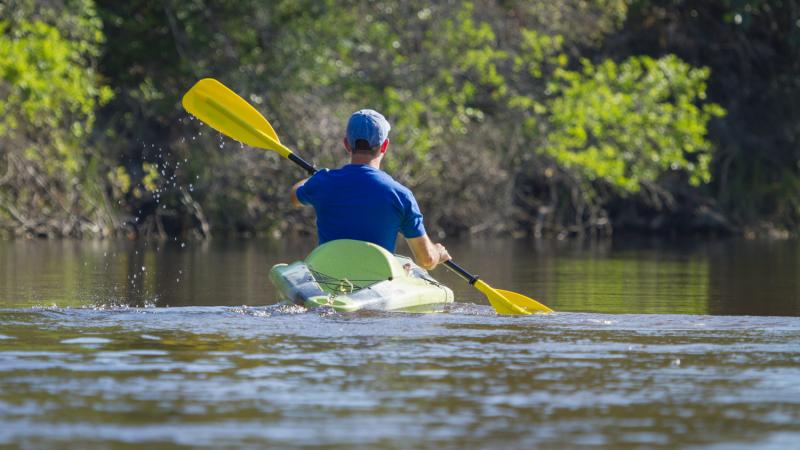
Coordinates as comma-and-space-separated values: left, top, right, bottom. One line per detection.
269, 239, 454, 313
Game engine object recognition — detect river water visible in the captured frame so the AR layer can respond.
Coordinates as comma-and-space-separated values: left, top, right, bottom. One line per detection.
1, 238, 799, 449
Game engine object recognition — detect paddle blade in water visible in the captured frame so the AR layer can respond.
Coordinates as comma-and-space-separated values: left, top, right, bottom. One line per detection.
495, 289, 553, 313
473, 279, 530, 315
182, 78, 292, 158
442, 260, 553, 315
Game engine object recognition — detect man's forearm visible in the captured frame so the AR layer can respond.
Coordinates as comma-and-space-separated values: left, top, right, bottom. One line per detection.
407, 235, 451, 270
290, 178, 308, 207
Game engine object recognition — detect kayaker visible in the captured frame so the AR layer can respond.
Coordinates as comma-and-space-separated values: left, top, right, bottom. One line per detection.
291, 109, 451, 270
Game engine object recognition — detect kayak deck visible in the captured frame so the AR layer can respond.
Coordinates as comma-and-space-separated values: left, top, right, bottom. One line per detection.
269, 239, 454, 313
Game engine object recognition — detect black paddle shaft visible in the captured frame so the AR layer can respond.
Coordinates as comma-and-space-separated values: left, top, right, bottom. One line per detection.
444, 260, 479, 285
288, 153, 317, 175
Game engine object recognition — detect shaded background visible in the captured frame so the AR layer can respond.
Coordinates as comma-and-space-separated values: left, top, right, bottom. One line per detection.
1, 0, 799, 240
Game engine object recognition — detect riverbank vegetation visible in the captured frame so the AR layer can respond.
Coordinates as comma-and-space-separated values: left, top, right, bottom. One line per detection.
1, 0, 798, 239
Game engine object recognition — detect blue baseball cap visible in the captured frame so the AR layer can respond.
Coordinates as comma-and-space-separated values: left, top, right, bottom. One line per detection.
346, 109, 390, 149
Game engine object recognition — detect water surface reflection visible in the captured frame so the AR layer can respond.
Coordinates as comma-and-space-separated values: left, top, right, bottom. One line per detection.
2, 238, 797, 315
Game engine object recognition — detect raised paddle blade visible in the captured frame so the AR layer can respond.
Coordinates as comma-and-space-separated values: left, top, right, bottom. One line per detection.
473, 279, 531, 315
182, 78, 293, 158
496, 289, 553, 313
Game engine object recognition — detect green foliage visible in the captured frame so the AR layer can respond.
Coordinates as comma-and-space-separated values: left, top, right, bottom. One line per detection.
0, 0, 112, 235
510, 0, 629, 46
541, 54, 725, 192
2, 0, 793, 238
303, 2, 513, 172
0, 18, 111, 147
382, 2, 509, 166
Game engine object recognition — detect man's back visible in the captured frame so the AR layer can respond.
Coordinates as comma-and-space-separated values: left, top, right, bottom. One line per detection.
291, 108, 450, 270
295, 164, 425, 252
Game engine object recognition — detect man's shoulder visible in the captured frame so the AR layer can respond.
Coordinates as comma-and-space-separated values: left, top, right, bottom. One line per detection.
381, 176, 418, 207
304, 168, 331, 183
373, 170, 414, 194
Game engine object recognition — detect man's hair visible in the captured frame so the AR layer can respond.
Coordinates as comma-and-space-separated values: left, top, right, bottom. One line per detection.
352, 138, 380, 156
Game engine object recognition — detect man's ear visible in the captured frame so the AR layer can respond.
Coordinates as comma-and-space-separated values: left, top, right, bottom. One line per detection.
343, 137, 352, 154
380, 138, 390, 154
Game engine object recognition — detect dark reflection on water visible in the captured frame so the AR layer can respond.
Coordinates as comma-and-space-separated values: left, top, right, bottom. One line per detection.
1, 237, 798, 315
1, 238, 800, 448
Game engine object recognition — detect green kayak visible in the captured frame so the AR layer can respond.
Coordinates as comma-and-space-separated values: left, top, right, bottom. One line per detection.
269, 239, 454, 313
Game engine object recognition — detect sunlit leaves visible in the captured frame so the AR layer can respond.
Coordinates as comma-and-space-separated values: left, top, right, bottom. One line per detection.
0, 21, 108, 140
0, 1, 112, 235
540, 55, 724, 192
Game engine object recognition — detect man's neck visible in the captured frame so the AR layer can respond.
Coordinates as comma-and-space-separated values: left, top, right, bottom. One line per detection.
350, 153, 382, 169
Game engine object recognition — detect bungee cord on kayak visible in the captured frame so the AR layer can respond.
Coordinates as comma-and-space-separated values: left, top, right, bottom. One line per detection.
308, 268, 386, 293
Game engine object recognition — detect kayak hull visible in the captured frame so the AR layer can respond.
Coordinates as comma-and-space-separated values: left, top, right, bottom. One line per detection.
269, 240, 454, 313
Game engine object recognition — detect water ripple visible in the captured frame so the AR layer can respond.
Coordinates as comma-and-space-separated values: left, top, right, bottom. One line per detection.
1, 307, 799, 448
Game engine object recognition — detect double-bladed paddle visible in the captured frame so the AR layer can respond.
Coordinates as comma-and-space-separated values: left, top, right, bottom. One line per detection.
182, 78, 553, 314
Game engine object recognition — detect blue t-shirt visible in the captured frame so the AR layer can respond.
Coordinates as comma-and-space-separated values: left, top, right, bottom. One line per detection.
296, 164, 426, 252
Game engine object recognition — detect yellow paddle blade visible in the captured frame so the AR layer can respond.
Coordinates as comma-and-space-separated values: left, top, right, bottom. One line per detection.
181, 78, 293, 159
473, 280, 531, 315
496, 289, 553, 313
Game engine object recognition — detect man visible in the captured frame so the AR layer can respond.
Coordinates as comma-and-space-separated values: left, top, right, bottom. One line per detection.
291, 109, 450, 270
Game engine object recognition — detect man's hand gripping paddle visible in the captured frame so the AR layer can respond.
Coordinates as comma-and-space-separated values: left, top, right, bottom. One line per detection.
182, 78, 553, 314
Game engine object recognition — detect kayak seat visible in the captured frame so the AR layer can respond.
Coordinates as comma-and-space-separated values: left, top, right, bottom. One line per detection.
305, 239, 406, 289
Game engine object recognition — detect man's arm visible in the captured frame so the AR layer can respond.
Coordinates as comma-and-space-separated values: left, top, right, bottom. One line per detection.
407, 235, 451, 270
290, 178, 309, 207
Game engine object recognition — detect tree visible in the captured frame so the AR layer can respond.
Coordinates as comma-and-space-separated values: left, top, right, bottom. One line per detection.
0, 0, 112, 236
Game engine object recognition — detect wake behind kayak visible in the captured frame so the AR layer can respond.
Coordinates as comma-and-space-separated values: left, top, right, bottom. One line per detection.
269, 239, 454, 313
